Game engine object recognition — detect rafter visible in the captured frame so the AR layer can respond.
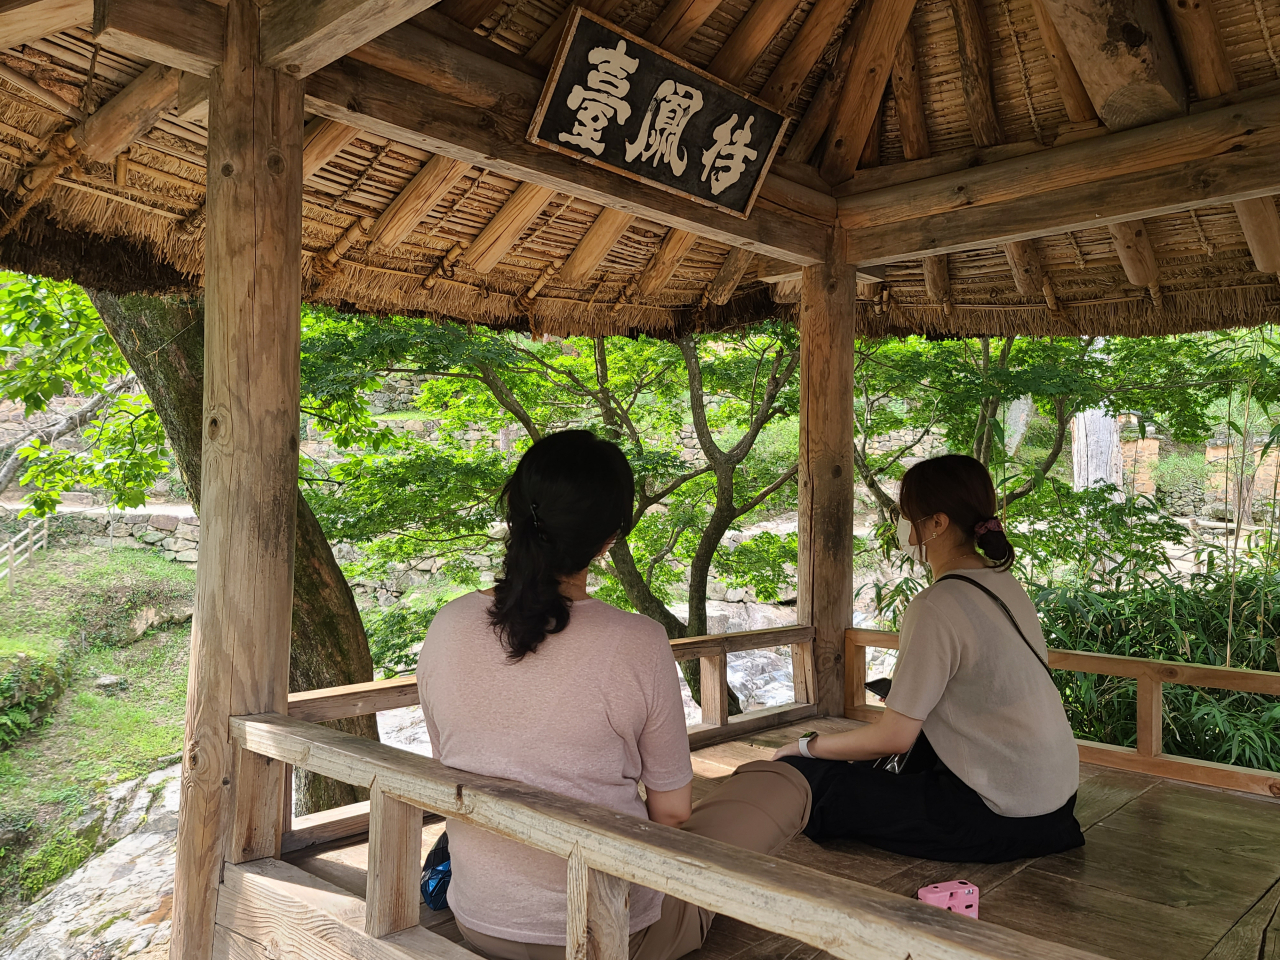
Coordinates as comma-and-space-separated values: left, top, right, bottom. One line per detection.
1002, 238, 1059, 310
302, 117, 358, 181
838, 93, 1280, 264
818, 0, 917, 184
948, 0, 1000, 147
434, 0, 496, 29
761, 0, 858, 109
260, 0, 440, 76
783, 1, 866, 163
1028, 0, 1096, 124
644, 0, 721, 53
637, 229, 700, 298
701, 247, 757, 307
891, 27, 929, 160
558, 207, 632, 287
1235, 196, 1280, 274
1108, 219, 1162, 304
708, 0, 803, 86
465, 182, 557, 274
367, 154, 471, 253
922, 254, 950, 313
527, 0, 627, 67
1034, 0, 1185, 130
1, 0, 91, 50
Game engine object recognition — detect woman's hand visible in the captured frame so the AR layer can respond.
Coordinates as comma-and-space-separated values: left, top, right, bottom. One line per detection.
771, 740, 802, 761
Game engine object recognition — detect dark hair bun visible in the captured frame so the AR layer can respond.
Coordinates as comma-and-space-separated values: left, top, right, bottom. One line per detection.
975, 527, 1013, 565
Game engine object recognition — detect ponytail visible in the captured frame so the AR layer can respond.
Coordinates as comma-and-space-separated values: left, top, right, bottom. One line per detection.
488, 430, 634, 660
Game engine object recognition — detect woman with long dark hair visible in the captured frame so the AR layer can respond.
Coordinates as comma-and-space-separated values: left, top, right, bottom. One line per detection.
416, 430, 810, 960
773, 454, 1084, 863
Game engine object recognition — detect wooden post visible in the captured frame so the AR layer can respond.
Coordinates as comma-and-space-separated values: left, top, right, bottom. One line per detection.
7, 540, 13, 594
700, 653, 730, 727
566, 847, 629, 960
1136, 674, 1163, 757
169, 0, 303, 957
796, 228, 856, 717
365, 782, 421, 938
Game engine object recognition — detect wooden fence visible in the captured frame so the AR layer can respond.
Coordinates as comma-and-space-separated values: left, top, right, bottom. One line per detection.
1, 517, 50, 593
229, 710, 1107, 960
283, 625, 816, 851
845, 628, 1280, 799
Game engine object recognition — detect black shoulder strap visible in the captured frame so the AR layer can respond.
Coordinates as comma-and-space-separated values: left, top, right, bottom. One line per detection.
936, 574, 1054, 679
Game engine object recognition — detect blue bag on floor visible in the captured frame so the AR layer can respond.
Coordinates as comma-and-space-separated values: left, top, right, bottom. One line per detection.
421, 831, 451, 911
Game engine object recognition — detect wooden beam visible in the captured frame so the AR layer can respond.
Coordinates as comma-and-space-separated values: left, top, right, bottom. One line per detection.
859, 102, 883, 167
1034, 0, 1185, 130
170, 1, 303, 957
700, 653, 730, 727
891, 27, 929, 160
783, 0, 868, 163
1232, 195, 1280, 273
557, 207, 633, 287
93, 0, 226, 77
367, 153, 471, 253
1002, 239, 1044, 296
798, 229, 855, 718
301, 116, 357, 181
465, 182, 555, 274
948, 0, 1001, 147
701, 246, 757, 306
175, 72, 210, 123
1161, 0, 1235, 101
838, 94, 1280, 264
0, 0, 91, 51
1028, 0, 1097, 123
644, 0, 722, 53
636, 228, 700, 297
922, 254, 950, 308
761, 0, 858, 109
708, 0, 803, 86
1108, 219, 1159, 286
1135, 675, 1162, 757
819, 0, 917, 184
566, 849, 630, 960
74, 61, 179, 162
260, 0, 440, 76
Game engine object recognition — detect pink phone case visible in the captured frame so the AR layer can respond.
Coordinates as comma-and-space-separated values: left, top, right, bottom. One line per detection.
918, 880, 979, 919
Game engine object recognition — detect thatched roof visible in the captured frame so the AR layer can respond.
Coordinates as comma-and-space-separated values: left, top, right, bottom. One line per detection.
1, 0, 1279, 338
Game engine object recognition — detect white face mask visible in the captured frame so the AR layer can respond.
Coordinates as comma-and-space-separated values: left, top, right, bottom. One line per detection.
896, 516, 928, 563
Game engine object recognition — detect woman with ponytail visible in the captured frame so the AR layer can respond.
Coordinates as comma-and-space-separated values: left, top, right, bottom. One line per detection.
416, 430, 810, 960
773, 454, 1083, 863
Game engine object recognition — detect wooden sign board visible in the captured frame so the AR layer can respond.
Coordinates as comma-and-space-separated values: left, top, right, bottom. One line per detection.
528, 8, 788, 219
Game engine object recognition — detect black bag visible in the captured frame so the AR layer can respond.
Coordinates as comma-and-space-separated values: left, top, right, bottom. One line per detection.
870, 573, 1052, 775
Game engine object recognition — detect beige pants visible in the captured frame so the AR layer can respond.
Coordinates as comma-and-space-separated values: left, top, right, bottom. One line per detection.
456, 760, 812, 960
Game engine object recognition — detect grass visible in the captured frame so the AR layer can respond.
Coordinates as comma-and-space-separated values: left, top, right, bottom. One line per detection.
0, 545, 194, 921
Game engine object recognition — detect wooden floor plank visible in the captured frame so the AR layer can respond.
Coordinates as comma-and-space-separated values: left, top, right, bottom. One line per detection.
775, 835, 920, 885
876, 858, 1035, 900
1203, 875, 1280, 960
979, 867, 1224, 960
1072, 767, 1161, 830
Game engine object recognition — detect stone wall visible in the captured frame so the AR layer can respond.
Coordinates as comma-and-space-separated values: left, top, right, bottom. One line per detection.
59, 512, 201, 566
1121, 437, 1160, 495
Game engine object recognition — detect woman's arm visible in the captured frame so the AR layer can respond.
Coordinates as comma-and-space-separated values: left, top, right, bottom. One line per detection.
645, 782, 693, 827
771, 709, 923, 762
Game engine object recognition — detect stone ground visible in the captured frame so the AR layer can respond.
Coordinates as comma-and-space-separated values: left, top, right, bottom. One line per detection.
0, 765, 181, 960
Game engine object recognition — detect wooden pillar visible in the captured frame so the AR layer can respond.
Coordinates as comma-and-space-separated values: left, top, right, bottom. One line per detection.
169, 1, 303, 958
797, 228, 856, 717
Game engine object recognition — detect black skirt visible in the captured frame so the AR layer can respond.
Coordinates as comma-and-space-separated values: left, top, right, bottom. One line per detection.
779, 744, 1084, 863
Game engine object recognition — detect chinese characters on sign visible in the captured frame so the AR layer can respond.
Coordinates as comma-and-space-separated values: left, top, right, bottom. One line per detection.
528, 10, 787, 218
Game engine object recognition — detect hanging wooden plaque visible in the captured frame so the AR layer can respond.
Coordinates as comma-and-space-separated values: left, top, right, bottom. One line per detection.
528, 8, 788, 219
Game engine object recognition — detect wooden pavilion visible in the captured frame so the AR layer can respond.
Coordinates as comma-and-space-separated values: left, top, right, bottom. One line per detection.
1, 0, 1279, 958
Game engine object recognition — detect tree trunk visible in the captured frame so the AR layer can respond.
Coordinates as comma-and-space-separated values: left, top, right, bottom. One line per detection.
89, 291, 379, 814
1072, 407, 1123, 493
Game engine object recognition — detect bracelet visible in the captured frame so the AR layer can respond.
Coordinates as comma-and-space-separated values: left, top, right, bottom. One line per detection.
798, 732, 818, 759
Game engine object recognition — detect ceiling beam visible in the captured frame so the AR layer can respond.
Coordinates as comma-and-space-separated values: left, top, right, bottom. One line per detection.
891, 27, 929, 160
840, 93, 1280, 264
94, 0, 225, 76
0, 0, 91, 50
1234, 196, 1280, 274
260, 0, 441, 77
922, 253, 950, 312
557, 207, 633, 287
433, 0, 496, 29
92, 6, 825, 263
636, 229, 700, 297
465, 182, 557, 274
783, 1, 867, 163
1107, 219, 1161, 305
701, 246, 757, 307
301, 117, 358, 181
644, 0, 721, 53
1034, 0, 1185, 130
819, 0, 917, 184
947, 0, 1001, 147
708, 0, 803, 86
367, 153, 471, 253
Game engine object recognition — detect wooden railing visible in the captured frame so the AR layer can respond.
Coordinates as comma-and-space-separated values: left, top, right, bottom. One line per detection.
284, 625, 817, 850
845, 627, 1280, 799
229, 711, 1107, 960
1, 517, 50, 592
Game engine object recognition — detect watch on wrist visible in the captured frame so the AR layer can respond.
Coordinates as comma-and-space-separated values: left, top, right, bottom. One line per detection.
798, 731, 819, 759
